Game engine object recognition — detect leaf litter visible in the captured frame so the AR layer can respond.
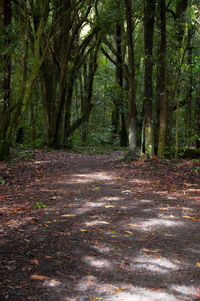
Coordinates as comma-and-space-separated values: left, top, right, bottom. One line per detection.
0, 150, 200, 300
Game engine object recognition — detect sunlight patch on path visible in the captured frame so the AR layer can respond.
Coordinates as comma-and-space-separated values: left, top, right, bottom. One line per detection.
75, 275, 98, 292
127, 217, 184, 232
140, 218, 184, 229
130, 255, 179, 274
98, 196, 122, 202
170, 284, 200, 298
74, 201, 107, 215
70, 172, 114, 183
139, 199, 154, 204
75, 276, 117, 295
131, 179, 153, 185
104, 286, 177, 301
92, 243, 112, 254
84, 256, 112, 270
85, 220, 110, 227
43, 278, 62, 288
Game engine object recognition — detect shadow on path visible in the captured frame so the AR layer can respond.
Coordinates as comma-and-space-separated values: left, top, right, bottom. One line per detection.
0, 151, 200, 300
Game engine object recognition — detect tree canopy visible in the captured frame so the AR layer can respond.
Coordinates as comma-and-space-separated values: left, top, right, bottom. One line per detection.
0, 0, 200, 160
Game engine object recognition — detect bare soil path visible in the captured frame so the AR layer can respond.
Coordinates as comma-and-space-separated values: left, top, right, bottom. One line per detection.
0, 150, 200, 301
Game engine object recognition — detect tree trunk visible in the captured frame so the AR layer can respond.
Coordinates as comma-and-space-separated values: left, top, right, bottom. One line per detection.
165, 92, 174, 152
114, 2, 128, 147
66, 34, 102, 138
174, 0, 188, 161
185, 26, 193, 146
41, 59, 57, 146
0, 0, 48, 160
196, 93, 200, 149
157, 0, 167, 158
115, 4, 128, 147
196, 71, 200, 148
144, 0, 156, 159
81, 64, 88, 144
124, 0, 137, 158
0, 0, 12, 159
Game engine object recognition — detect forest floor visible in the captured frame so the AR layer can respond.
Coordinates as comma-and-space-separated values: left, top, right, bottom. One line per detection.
0, 150, 200, 301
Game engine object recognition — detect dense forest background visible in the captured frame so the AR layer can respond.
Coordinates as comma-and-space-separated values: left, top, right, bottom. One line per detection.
0, 0, 200, 161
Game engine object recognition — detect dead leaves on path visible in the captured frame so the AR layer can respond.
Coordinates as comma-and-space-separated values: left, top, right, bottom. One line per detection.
31, 274, 50, 280
183, 215, 200, 222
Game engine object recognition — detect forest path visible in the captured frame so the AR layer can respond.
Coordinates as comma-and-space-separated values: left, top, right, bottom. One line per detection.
0, 150, 200, 301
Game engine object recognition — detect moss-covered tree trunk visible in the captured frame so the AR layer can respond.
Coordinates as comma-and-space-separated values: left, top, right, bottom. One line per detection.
66, 33, 102, 138
157, 0, 167, 158
0, 0, 12, 160
115, 4, 128, 147
124, 0, 137, 158
196, 4, 200, 148
144, 0, 156, 159
196, 86, 200, 148
0, 0, 49, 160
185, 26, 193, 146
174, 0, 188, 161
81, 64, 89, 144
40, 1, 100, 148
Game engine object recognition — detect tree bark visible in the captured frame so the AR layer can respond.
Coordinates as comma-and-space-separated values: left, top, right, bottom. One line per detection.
157, 0, 167, 158
124, 0, 137, 158
185, 26, 193, 146
196, 5, 200, 148
115, 3, 128, 147
66, 33, 102, 139
0, 0, 12, 159
40, 1, 101, 148
144, 0, 156, 159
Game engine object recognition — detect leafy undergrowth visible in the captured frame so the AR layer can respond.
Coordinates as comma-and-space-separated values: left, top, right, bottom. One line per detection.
0, 150, 200, 301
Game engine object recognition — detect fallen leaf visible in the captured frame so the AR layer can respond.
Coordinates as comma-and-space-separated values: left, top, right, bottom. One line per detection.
197, 261, 200, 268
125, 230, 134, 235
105, 205, 115, 208
95, 241, 101, 245
32, 259, 39, 265
141, 248, 151, 253
61, 214, 76, 217
31, 274, 50, 280
80, 229, 87, 232
183, 215, 200, 222
141, 248, 159, 253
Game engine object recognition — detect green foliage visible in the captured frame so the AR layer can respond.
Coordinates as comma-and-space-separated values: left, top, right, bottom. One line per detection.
192, 166, 200, 173
0, 0, 199, 158
165, 147, 200, 159
34, 201, 46, 209
0, 177, 5, 184
12, 148, 35, 161
96, 0, 125, 32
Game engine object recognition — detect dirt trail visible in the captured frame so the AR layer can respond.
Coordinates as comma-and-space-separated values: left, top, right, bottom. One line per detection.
0, 150, 200, 301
